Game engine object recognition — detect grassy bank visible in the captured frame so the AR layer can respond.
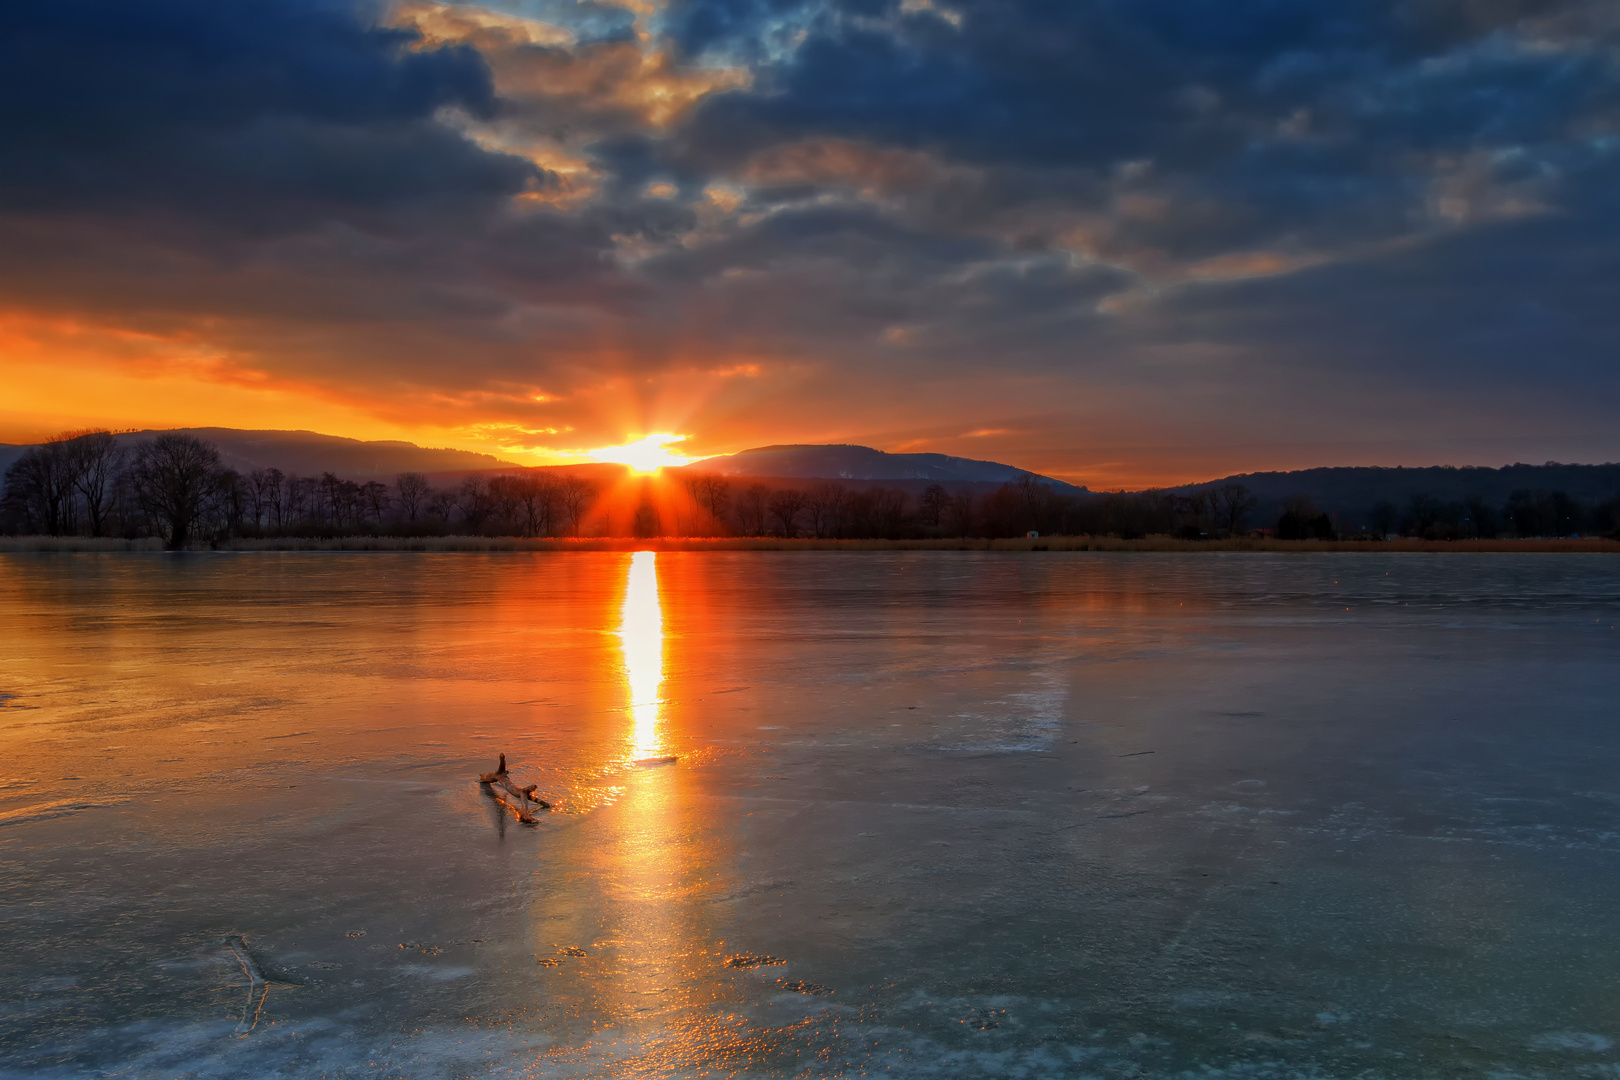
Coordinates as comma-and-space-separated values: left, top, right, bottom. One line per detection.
4, 535, 1619, 553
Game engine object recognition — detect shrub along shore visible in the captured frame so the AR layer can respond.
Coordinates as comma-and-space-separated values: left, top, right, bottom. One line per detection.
3, 535, 1617, 553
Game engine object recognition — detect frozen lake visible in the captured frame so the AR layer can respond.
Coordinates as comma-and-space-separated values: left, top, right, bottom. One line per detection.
3, 551, 1620, 1078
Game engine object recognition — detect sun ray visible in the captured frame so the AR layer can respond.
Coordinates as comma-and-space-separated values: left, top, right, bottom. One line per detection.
588, 433, 697, 473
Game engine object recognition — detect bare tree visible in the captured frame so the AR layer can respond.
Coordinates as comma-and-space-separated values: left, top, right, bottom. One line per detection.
1214, 483, 1256, 537
486, 474, 524, 534
1369, 500, 1397, 538
736, 484, 770, 536
285, 474, 315, 528
561, 474, 595, 536
128, 433, 220, 549
360, 481, 390, 527
804, 482, 847, 538
632, 496, 660, 538
2, 439, 77, 535
919, 483, 947, 530
209, 469, 247, 539
869, 487, 911, 539
944, 491, 975, 537
681, 473, 732, 534
458, 477, 493, 534
426, 489, 457, 526
256, 467, 285, 530
395, 472, 429, 522
768, 487, 807, 537
63, 430, 123, 537
515, 473, 560, 537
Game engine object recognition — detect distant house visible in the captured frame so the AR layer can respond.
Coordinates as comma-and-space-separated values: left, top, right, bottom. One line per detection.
1026, 530, 1039, 539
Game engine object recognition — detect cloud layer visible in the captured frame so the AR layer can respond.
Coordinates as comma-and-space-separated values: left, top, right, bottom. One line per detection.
2, 0, 1617, 483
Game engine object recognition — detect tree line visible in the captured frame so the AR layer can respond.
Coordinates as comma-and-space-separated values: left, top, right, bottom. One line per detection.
680, 474, 1261, 540
6, 430, 1618, 546
1, 431, 601, 548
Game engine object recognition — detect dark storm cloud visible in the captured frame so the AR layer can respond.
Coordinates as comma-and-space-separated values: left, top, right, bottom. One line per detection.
670, 0, 1620, 251
0, 0, 557, 231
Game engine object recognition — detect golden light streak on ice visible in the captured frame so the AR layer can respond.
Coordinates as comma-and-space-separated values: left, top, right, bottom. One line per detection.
619, 550, 664, 758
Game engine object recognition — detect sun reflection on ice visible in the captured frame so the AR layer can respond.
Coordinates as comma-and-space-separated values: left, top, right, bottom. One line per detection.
619, 550, 664, 759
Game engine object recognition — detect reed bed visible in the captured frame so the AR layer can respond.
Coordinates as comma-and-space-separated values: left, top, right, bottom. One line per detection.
0, 536, 166, 552
4, 535, 1618, 553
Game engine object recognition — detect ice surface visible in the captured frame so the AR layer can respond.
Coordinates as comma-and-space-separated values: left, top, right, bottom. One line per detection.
2, 551, 1620, 1077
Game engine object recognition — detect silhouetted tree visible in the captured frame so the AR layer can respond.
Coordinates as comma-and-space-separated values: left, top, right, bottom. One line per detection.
1463, 495, 1497, 539
458, 477, 493, 534
128, 433, 221, 549
682, 473, 732, 533
737, 484, 769, 535
919, 483, 947, 529
426, 489, 457, 526
561, 475, 595, 536
1214, 483, 1256, 537
247, 467, 283, 531
768, 488, 806, 537
207, 469, 248, 540
1277, 495, 1335, 540
487, 474, 524, 534
1370, 500, 1397, 537
944, 491, 975, 537
395, 472, 429, 523
632, 497, 660, 538
804, 482, 847, 538
360, 481, 390, 526
285, 474, 314, 527
513, 473, 559, 536
64, 430, 123, 537
2, 440, 76, 535
1403, 493, 1443, 537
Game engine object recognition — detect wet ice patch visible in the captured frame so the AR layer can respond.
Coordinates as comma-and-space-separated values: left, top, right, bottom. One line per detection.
1529, 1031, 1613, 1052
940, 678, 1067, 753
397, 964, 475, 981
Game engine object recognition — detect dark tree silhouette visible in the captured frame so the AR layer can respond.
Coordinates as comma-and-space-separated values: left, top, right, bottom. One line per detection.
1370, 500, 1397, 537
737, 484, 769, 535
768, 488, 806, 537
128, 434, 221, 549
62, 430, 123, 537
395, 472, 429, 522
1214, 483, 1256, 537
944, 491, 975, 537
2, 441, 75, 535
562, 475, 595, 536
458, 477, 493, 534
804, 482, 846, 538
682, 473, 732, 534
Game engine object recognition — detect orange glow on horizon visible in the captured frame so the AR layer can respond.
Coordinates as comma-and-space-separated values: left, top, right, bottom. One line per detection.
588, 433, 699, 473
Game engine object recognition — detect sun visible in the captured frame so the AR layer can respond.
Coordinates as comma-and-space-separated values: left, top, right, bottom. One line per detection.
588, 433, 697, 473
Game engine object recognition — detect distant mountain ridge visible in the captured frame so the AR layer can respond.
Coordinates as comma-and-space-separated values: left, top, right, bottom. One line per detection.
684, 444, 1086, 492
1173, 463, 1620, 530
0, 428, 516, 481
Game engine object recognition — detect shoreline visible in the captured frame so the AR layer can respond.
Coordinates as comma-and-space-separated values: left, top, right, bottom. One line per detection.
3, 535, 1618, 553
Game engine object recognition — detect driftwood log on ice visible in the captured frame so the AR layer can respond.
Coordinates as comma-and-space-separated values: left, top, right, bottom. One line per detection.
478, 753, 550, 823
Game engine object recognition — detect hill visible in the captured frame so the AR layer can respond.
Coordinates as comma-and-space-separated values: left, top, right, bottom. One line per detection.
0, 428, 519, 482
681, 444, 1086, 492
1174, 463, 1620, 531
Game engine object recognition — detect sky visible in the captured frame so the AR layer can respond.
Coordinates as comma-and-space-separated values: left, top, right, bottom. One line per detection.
1, 0, 1617, 488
